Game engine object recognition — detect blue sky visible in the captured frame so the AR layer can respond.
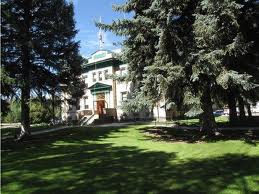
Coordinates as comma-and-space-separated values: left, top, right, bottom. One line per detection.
71, 0, 130, 58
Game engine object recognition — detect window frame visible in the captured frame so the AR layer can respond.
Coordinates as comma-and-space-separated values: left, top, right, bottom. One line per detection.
92, 72, 96, 82
121, 91, 127, 101
104, 69, 109, 80
98, 71, 102, 81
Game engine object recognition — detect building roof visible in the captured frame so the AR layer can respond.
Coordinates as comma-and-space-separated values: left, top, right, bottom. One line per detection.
82, 50, 123, 72
88, 82, 112, 94
89, 49, 113, 56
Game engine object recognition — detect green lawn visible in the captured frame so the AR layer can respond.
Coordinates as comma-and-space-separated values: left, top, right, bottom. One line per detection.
1, 125, 259, 194
152, 115, 229, 126
174, 116, 229, 126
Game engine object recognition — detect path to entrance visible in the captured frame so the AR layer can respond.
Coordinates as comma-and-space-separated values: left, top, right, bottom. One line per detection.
1, 122, 137, 140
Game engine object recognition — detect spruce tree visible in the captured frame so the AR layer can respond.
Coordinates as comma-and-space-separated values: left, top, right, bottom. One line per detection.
100, 0, 258, 132
1, 0, 84, 139
193, 0, 259, 124
99, 0, 207, 129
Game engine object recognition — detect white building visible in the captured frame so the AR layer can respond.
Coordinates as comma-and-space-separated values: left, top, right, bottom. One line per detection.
61, 50, 168, 124
62, 49, 259, 124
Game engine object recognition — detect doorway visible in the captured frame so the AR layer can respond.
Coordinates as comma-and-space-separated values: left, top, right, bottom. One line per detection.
96, 92, 105, 115
97, 100, 105, 115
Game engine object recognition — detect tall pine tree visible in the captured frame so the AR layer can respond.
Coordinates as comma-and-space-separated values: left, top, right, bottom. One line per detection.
100, 0, 258, 132
1, 0, 84, 139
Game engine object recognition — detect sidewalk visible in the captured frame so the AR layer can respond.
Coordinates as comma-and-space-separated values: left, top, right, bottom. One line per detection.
1, 125, 82, 140
1, 122, 149, 140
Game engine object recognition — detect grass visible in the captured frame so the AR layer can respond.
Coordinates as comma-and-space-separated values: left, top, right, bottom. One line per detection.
173, 115, 229, 126
152, 116, 229, 126
1, 124, 259, 194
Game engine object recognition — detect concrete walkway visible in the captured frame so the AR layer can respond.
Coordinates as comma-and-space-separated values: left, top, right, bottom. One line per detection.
1, 122, 151, 140
1, 126, 81, 140
1, 122, 138, 140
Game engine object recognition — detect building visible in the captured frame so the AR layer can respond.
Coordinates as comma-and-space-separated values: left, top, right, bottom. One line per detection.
61, 49, 169, 124
62, 49, 259, 124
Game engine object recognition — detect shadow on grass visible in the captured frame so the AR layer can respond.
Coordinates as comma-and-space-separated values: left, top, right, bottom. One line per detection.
143, 127, 259, 144
1, 125, 126, 146
1, 126, 259, 194
176, 116, 259, 128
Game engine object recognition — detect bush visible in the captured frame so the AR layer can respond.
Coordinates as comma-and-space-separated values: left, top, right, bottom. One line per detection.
2, 101, 21, 123
1, 99, 56, 124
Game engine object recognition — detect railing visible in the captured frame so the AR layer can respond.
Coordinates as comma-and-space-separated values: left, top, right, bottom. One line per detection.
79, 115, 89, 126
81, 114, 99, 126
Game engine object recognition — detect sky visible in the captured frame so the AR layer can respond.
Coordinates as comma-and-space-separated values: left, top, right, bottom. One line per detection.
71, 0, 131, 58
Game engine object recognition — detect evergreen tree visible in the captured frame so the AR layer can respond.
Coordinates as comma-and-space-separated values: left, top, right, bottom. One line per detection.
100, 0, 259, 133
99, 0, 205, 128
120, 92, 152, 120
193, 0, 259, 124
1, 0, 84, 139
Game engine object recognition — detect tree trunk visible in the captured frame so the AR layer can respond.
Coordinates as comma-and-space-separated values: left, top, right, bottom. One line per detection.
246, 104, 252, 118
17, 0, 32, 140
238, 96, 246, 121
18, 44, 32, 139
150, 104, 154, 120
200, 84, 217, 134
52, 91, 55, 125
227, 90, 238, 124
18, 43, 32, 139
19, 84, 31, 138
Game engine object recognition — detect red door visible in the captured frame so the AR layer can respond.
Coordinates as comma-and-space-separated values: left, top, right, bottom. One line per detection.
97, 100, 105, 115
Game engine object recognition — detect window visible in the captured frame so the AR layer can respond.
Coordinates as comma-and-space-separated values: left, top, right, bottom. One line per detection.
98, 71, 102, 81
120, 67, 126, 76
84, 97, 88, 109
93, 72, 96, 82
104, 70, 109, 80
121, 92, 127, 101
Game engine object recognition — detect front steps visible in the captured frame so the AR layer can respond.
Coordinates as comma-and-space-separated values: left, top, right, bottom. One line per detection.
80, 114, 115, 126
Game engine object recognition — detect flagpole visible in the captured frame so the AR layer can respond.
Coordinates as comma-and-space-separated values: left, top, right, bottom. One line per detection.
98, 16, 104, 50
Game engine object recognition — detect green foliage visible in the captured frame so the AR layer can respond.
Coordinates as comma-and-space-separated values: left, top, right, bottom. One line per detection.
100, 0, 259, 129
1, 67, 16, 116
108, 74, 127, 82
120, 93, 152, 116
1, 0, 85, 130
29, 100, 51, 124
2, 101, 21, 123
1, 99, 58, 124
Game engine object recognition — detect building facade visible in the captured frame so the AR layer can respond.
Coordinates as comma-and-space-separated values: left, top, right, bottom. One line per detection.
62, 49, 259, 123
61, 50, 168, 123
